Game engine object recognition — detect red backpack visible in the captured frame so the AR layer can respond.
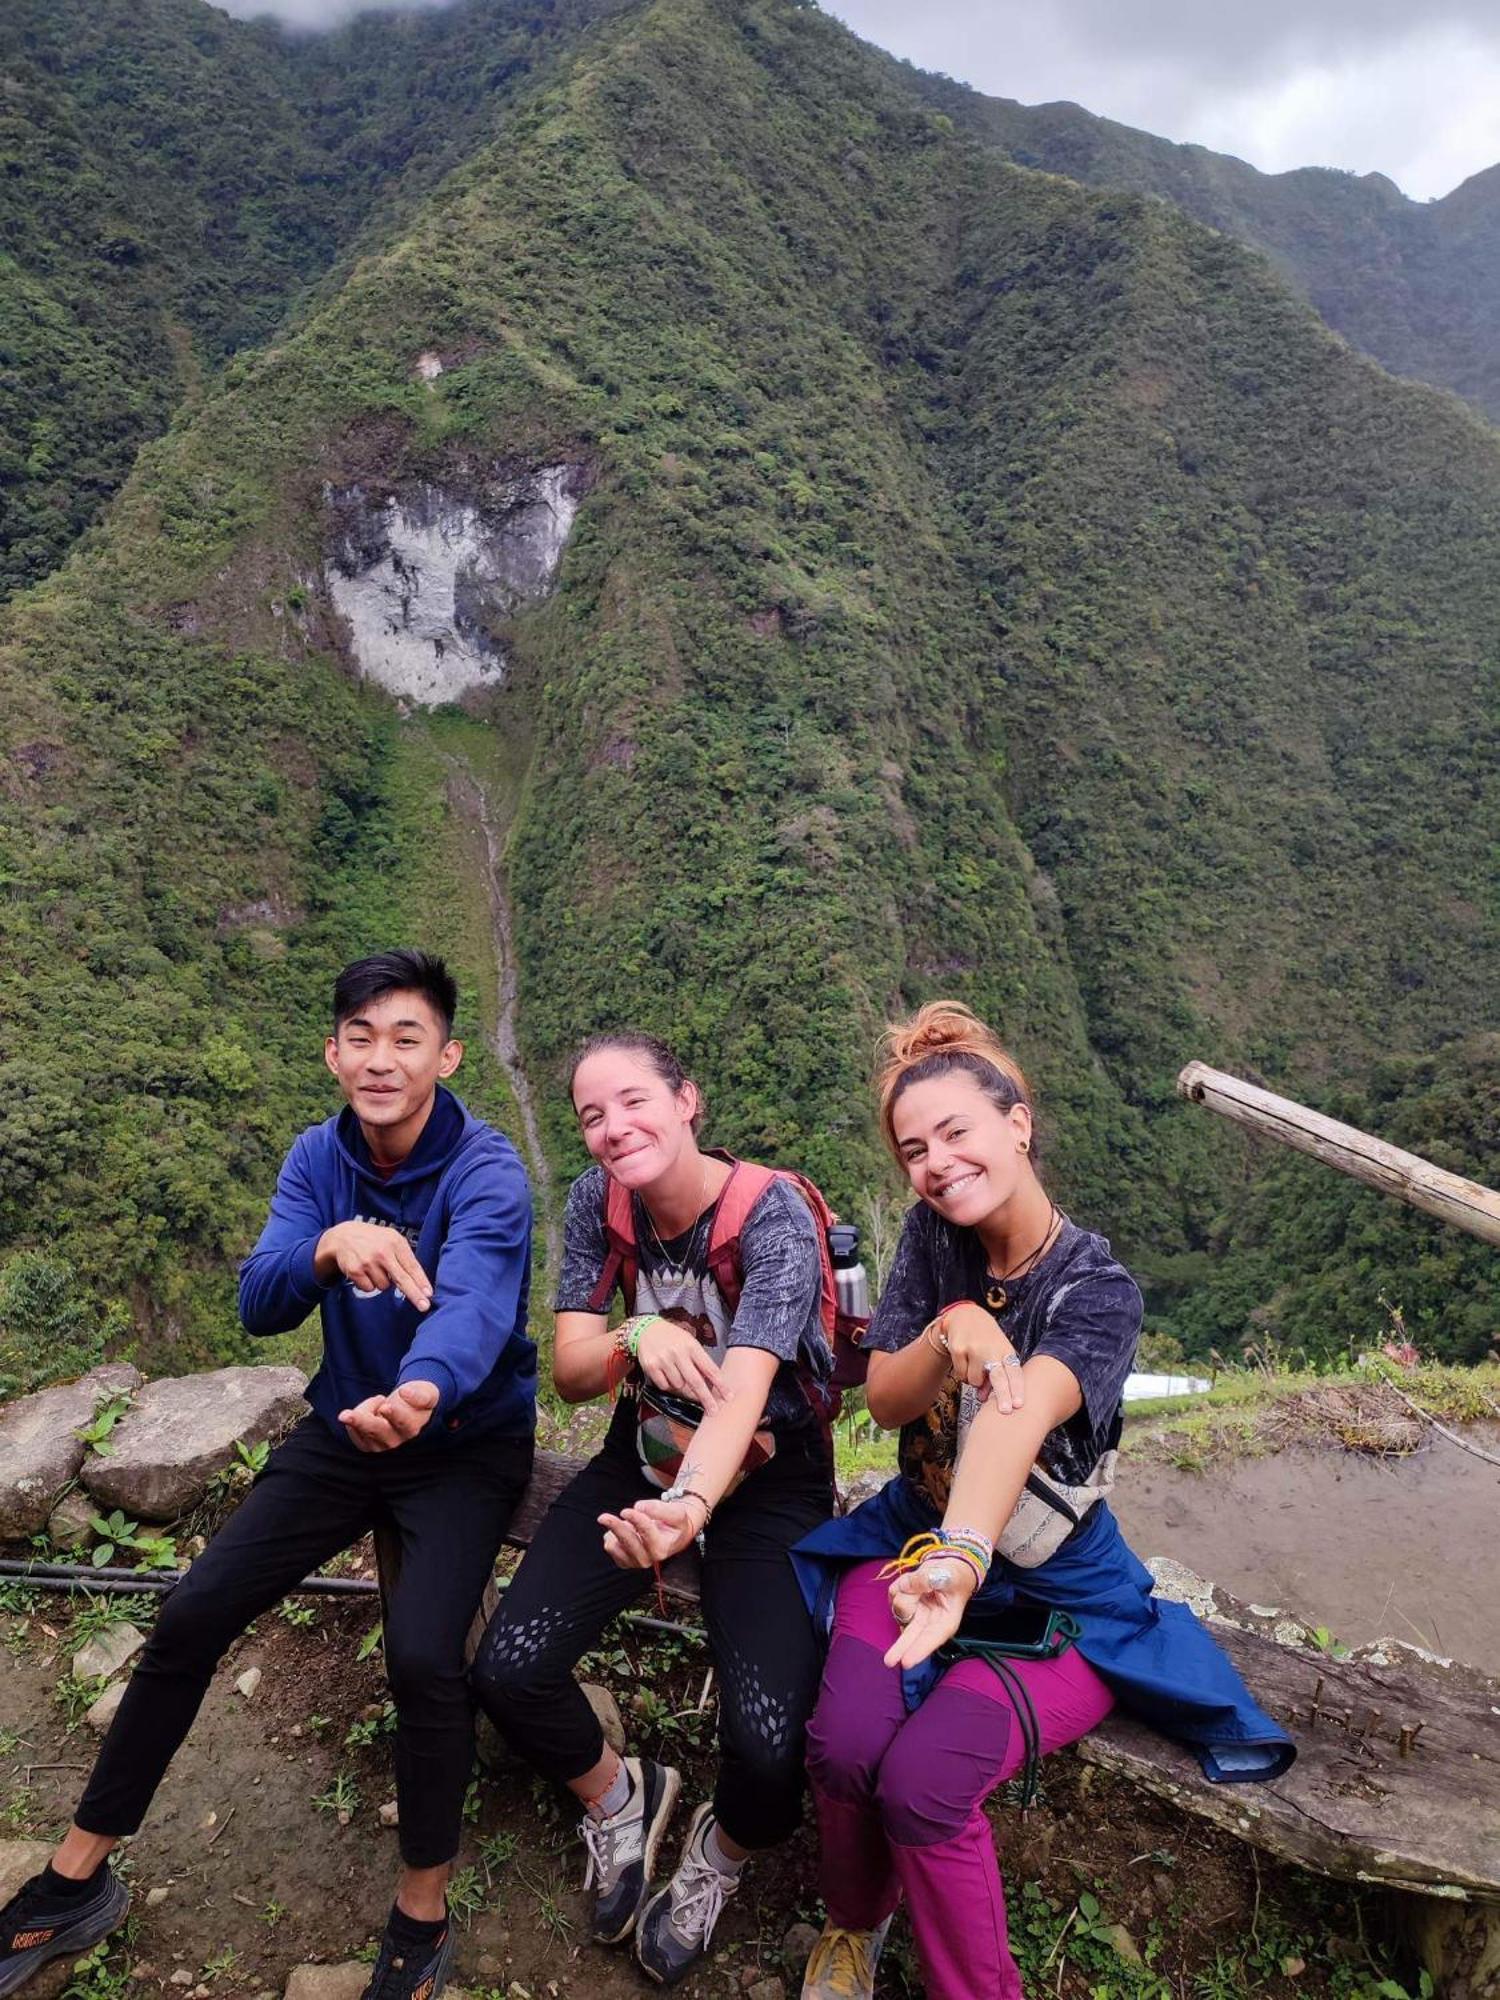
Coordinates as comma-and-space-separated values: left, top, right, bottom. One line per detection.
585, 1150, 870, 1434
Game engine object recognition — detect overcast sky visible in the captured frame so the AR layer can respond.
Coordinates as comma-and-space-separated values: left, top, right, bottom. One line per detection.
217, 0, 1500, 201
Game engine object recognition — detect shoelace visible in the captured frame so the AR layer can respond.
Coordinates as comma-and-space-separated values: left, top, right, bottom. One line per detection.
805, 1926, 876, 1997
665, 1844, 731, 1946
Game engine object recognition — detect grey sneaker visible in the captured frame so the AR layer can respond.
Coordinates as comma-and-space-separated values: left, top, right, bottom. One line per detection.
0, 1867, 130, 1997
634, 1804, 739, 1987
578, 1756, 681, 1945
800, 1915, 893, 1998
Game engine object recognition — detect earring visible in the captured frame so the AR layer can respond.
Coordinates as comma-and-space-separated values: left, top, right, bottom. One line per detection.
1018, 1139, 1030, 1153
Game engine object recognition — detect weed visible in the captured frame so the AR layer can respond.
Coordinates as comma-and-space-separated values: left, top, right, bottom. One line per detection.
344, 1702, 397, 1750
0, 1581, 42, 1616
357, 1621, 383, 1661
74, 1398, 131, 1458
444, 1865, 487, 1927
260, 1901, 288, 1927
477, 1829, 518, 1886
277, 1598, 317, 1630
0, 1727, 21, 1755
312, 1771, 360, 1822
234, 1437, 270, 1475
516, 1867, 574, 1949
200, 1947, 239, 1982
69, 1593, 156, 1646
54, 1672, 110, 1730
87, 1512, 176, 1570
305, 1713, 332, 1736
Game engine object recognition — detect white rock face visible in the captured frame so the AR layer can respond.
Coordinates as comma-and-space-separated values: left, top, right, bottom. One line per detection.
324, 467, 582, 707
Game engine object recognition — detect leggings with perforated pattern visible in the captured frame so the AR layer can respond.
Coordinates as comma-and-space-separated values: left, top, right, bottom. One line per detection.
469, 1403, 832, 1850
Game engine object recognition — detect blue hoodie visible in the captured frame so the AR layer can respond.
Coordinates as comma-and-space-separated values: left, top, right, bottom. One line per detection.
238, 1087, 536, 1445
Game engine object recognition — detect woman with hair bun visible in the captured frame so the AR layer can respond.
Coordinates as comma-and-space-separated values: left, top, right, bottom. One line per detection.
795, 1002, 1292, 2000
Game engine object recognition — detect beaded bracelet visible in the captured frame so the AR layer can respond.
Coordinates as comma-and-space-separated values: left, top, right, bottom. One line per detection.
662, 1483, 713, 1528
877, 1527, 993, 1592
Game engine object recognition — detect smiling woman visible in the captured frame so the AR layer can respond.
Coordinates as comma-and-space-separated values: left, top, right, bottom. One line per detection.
792, 1000, 1294, 2000
467, 1027, 837, 1987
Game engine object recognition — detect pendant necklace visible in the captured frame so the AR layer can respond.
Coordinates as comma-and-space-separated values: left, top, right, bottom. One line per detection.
639, 1159, 713, 1285
984, 1203, 1062, 1312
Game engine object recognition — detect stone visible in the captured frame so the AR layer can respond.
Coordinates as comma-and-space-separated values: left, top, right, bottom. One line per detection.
81, 1366, 306, 1521
0, 1364, 142, 1538
85, 1680, 128, 1733
74, 1622, 146, 1681
146, 1885, 171, 1908
284, 1973, 474, 2000
747, 1981, 786, 2000
378, 1800, 399, 1828
324, 466, 587, 707
781, 1923, 821, 1968
580, 1682, 626, 1755
1099, 1923, 1143, 1966
839, 1469, 888, 1510
46, 1487, 100, 1551
170, 1971, 195, 1987
235, 1667, 262, 1700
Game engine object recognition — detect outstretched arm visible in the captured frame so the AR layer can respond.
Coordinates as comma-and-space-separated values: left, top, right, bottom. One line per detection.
884, 1355, 1082, 1669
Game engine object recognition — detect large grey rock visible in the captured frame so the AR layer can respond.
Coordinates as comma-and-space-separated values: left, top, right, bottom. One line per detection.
581, 1681, 626, 1755
74, 1622, 146, 1681
0, 1364, 142, 1539
82, 1366, 306, 1521
0, 1841, 71, 1997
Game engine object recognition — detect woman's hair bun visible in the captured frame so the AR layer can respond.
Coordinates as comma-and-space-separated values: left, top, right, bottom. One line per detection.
876, 1000, 1036, 1160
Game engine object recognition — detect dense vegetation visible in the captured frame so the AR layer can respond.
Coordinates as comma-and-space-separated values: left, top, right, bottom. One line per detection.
0, 0, 1496, 1390
900, 67, 1500, 423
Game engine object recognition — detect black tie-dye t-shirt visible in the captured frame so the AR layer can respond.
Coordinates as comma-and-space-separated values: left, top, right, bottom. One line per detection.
864, 1203, 1143, 1511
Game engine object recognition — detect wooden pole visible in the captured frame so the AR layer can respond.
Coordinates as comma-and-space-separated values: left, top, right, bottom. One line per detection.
1176, 1062, 1500, 1248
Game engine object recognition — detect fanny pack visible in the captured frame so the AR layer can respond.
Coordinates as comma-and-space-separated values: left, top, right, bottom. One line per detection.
632, 1380, 776, 1494
996, 1450, 1117, 1568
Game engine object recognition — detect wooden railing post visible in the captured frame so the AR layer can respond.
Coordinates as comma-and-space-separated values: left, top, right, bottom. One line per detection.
1176, 1062, 1500, 1246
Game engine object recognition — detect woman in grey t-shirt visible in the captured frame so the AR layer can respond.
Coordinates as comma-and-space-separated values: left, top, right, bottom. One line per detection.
470, 1030, 833, 1988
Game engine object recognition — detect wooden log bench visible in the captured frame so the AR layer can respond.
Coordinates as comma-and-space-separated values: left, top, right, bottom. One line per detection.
378, 1451, 1500, 1994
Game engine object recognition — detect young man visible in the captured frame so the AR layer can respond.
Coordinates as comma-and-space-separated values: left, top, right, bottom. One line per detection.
0, 950, 535, 2000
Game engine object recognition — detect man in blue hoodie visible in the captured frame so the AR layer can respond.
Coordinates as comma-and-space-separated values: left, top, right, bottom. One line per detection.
0, 950, 535, 2000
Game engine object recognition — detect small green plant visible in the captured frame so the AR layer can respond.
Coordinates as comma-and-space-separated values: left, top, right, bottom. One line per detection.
344, 1701, 397, 1750
70, 1593, 156, 1645
200, 1947, 239, 1982
1307, 1622, 1352, 1659
305, 1713, 332, 1736
234, 1437, 270, 1475
312, 1771, 360, 1822
444, 1865, 487, 1927
0, 1726, 22, 1755
74, 1398, 131, 1458
357, 1622, 383, 1661
54, 1672, 110, 1730
260, 1900, 287, 1927
477, 1829, 518, 1885
62, 1931, 134, 2000
88, 1512, 176, 1570
0, 1581, 43, 1616
277, 1598, 317, 1630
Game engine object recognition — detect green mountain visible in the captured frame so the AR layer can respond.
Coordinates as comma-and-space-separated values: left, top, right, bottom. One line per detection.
1, 0, 1496, 1388
902, 69, 1500, 423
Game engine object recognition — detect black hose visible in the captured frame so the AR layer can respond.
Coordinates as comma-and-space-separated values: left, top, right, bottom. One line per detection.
0, 1557, 705, 1642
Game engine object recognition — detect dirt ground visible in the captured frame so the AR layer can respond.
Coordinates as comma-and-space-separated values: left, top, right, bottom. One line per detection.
1114, 1423, 1500, 1669
1, 1555, 1419, 2000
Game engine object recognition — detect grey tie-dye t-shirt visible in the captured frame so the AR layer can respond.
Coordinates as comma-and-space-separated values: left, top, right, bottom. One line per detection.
555, 1164, 830, 1432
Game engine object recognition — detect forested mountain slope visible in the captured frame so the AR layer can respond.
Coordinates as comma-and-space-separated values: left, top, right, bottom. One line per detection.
904, 70, 1500, 423
0, 0, 625, 596
1, 0, 1496, 1379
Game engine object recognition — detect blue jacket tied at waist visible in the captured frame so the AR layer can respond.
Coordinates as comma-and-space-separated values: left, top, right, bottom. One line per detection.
793, 1474, 1294, 1785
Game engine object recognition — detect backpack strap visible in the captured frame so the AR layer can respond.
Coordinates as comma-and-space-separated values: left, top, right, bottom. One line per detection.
586, 1173, 640, 1315
703, 1155, 777, 1317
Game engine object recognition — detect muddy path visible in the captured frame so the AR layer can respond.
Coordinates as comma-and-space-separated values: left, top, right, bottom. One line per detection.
1114, 1422, 1500, 1669
442, 754, 559, 1282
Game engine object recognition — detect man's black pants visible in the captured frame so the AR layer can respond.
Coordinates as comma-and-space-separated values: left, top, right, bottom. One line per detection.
76, 1415, 533, 1868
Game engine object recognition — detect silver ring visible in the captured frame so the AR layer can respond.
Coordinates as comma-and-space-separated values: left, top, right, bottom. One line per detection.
1002, 1354, 1023, 1368
925, 1564, 954, 1592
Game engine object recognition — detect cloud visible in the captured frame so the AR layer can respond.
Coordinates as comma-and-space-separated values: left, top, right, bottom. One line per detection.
214, 0, 458, 28
826, 0, 1500, 199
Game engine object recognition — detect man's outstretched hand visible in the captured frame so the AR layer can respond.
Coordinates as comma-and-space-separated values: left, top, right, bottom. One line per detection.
315, 1221, 433, 1310
339, 1379, 441, 1451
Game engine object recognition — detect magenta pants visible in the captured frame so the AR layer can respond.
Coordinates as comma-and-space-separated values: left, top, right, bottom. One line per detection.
806, 1561, 1115, 2000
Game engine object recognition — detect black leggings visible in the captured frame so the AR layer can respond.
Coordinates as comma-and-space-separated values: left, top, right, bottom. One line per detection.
76, 1415, 532, 1868
469, 1402, 833, 1851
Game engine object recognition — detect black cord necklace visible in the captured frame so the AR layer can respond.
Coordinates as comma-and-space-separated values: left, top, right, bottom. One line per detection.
984, 1203, 1061, 1312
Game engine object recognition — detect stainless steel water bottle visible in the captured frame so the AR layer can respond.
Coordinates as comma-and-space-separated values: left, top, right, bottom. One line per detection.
828, 1222, 870, 1319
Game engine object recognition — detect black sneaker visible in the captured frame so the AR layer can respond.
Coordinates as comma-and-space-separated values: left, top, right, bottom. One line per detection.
359, 1917, 453, 2000
0, 1867, 130, 1997
634, 1804, 739, 1987
577, 1755, 681, 1945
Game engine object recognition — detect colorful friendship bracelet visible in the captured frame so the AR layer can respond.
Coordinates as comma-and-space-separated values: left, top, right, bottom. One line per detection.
877, 1527, 994, 1592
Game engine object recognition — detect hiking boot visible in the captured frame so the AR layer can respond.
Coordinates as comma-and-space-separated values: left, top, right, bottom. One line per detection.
359, 1915, 453, 2000
0, 1866, 130, 1997
800, 1915, 893, 1998
634, 1803, 738, 1987
578, 1756, 681, 1945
